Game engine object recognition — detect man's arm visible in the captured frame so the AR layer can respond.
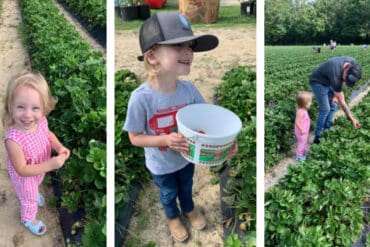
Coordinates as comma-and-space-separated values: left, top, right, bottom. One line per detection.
334, 91, 361, 128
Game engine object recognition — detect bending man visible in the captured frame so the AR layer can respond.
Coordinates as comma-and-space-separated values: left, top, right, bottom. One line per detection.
309, 56, 362, 143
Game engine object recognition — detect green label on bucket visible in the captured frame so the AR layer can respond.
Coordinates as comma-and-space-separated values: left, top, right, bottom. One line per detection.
188, 143, 232, 165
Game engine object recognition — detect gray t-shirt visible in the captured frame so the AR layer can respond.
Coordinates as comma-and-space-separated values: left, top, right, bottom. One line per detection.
309, 56, 356, 92
123, 80, 205, 175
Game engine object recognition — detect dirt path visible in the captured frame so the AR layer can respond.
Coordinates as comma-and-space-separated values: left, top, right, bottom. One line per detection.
0, 0, 65, 246
116, 26, 256, 246
264, 85, 370, 192
53, 0, 106, 58
124, 167, 224, 247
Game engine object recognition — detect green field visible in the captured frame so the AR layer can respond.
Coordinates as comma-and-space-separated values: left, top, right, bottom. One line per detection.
265, 93, 370, 246
265, 45, 370, 169
265, 45, 370, 246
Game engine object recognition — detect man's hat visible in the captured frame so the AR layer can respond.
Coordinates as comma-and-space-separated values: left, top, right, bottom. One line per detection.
138, 12, 218, 61
346, 64, 362, 87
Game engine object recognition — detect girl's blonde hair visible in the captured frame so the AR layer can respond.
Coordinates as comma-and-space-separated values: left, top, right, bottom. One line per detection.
2, 70, 57, 128
296, 91, 312, 108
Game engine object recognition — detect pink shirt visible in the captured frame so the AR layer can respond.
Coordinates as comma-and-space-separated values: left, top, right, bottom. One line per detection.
5, 117, 51, 181
294, 108, 310, 135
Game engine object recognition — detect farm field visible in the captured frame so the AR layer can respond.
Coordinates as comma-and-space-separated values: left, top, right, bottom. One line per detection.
0, 0, 106, 246
264, 45, 370, 246
265, 45, 370, 170
265, 93, 370, 246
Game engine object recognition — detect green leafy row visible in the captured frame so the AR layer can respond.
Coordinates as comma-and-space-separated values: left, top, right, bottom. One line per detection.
265, 94, 370, 246
114, 70, 148, 215
19, 0, 106, 245
57, 0, 106, 29
214, 66, 256, 246
265, 46, 370, 169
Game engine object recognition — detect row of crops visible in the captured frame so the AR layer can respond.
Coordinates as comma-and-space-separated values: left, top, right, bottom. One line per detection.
19, 0, 106, 245
265, 46, 370, 169
56, 0, 106, 29
114, 70, 147, 222
214, 66, 256, 245
115, 66, 257, 246
265, 93, 370, 246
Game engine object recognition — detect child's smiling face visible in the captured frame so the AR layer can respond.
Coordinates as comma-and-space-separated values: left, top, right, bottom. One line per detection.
154, 41, 194, 77
12, 85, 43, 133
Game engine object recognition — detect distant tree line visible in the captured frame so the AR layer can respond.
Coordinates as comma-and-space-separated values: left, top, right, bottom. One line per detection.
265, 0, 370, 45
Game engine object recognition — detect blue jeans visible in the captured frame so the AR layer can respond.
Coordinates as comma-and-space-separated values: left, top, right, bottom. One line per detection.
151, 163, 195, 219
310, 83, 338, 139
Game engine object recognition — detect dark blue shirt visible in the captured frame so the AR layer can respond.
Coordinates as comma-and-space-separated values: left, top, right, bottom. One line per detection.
309, 56, 356, 92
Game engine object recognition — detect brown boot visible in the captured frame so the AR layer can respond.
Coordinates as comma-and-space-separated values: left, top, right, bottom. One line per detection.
186, 208, 206, 230
167, 217, 188, 242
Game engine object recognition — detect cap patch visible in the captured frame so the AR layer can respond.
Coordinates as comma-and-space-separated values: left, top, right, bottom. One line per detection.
179, 14, 191, 30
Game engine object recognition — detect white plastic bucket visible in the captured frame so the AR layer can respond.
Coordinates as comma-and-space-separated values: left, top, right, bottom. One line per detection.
176, 103, 242, 166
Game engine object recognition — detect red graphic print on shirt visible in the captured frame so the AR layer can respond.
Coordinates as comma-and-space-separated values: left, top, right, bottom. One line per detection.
149, 103, 187, 151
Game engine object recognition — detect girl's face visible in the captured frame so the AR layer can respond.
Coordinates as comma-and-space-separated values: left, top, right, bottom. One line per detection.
153, 42, 194, 77
12, 85, 43, 133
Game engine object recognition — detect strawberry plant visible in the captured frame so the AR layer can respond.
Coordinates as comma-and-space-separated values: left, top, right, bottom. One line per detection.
115, 69, 148, 213
214, 66, 256, 246
19, 0, 106, 245
57, 0, 106, 29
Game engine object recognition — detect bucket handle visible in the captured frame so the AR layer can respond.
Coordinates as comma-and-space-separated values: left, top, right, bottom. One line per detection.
192, 135, 201, 164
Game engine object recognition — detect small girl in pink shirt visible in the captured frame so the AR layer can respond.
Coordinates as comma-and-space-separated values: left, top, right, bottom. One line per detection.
294, 91, 312, 161
2, 71, 70, 236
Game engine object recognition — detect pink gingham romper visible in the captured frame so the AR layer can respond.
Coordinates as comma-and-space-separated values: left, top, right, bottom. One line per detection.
294, 108, 311, 158
5, 117, 51, 222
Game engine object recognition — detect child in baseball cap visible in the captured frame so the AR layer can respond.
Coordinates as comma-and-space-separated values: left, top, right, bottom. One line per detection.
123, 12, 219, 242
138, 11, 218, 61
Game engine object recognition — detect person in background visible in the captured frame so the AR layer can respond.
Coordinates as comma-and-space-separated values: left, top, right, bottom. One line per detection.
329, 40, 336, 53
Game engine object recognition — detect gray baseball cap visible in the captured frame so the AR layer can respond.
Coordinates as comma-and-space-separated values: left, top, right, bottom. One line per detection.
138, 12, 219, 61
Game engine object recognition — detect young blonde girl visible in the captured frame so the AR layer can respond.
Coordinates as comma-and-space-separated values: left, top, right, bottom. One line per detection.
295, 91, 312, 161
2, 71, 70, 236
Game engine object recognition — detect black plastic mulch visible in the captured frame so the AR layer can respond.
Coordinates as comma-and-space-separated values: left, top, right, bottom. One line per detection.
220, 164, 245, 240
115, 183, 141, 247
51, 172, 85, 245
56, 1, 106, 48
352, 201, 369, 247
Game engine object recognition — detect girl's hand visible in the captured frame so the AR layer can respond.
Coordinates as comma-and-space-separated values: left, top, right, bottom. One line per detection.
58, 146, 70, 159
50, 154, 68, 169
166, 133, 189, 153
